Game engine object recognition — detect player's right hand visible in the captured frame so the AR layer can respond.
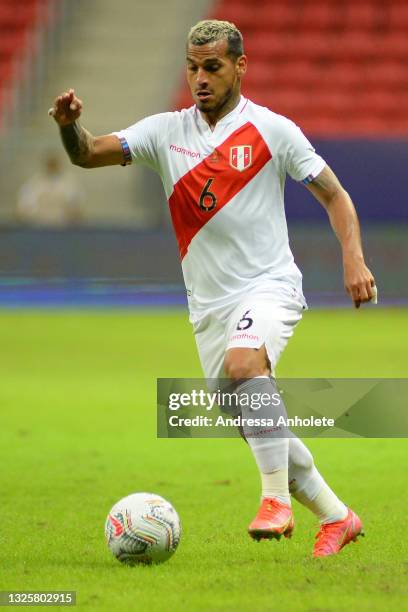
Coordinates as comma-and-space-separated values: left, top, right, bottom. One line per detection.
48, 88, 83, 126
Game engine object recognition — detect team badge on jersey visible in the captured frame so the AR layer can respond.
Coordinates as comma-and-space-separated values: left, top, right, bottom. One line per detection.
230, 145, 252, 172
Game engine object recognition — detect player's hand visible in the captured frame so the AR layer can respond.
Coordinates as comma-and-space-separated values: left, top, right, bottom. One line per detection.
343, 256, 376, 309
48, 88, 83, 126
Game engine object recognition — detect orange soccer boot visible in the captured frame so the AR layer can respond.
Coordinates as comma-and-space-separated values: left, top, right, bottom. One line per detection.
248, 497, 294, 541
313, 508, 364, 557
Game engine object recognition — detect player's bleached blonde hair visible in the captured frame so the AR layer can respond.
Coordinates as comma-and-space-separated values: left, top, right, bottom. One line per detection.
187, 20, 244, 59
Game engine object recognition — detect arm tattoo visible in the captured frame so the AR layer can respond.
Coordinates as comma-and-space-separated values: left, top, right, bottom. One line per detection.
59, 122, 93, 166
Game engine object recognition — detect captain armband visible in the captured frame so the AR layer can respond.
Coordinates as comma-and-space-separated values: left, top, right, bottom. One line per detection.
118, 136, 132, 166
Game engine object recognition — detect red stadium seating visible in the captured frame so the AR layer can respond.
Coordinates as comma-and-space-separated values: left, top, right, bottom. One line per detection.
0, 31, 27, 58
0, 0, 44, 123
174, 0, 408, 137
298, 5, 343, 32
0, 4, 38, 30
343, 4, 385, 30
388, 4, 408, 30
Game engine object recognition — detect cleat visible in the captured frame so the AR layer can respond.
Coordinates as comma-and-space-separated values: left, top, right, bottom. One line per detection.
248, 497, 294, 541
313, 508, 364, 558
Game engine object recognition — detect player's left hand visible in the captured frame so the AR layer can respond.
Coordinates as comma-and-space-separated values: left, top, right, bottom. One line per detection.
343, 256, 376, 308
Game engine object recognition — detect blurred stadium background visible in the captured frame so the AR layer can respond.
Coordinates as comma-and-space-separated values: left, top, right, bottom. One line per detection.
0, 0, 407, 307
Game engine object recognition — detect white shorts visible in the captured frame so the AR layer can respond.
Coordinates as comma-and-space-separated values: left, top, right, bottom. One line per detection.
192, 285, 306, 379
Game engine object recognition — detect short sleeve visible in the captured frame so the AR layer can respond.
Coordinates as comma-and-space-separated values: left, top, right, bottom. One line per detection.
112, 113, 169, 172
282, 120, 326, 184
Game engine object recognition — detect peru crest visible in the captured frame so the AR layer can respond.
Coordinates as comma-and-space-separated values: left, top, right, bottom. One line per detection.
230, 145, 252, 171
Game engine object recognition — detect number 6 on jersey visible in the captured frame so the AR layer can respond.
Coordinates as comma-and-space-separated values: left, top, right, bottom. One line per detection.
199, 178, 217, 212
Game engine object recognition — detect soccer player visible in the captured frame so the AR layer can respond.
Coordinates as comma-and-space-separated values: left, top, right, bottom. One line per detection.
49, 20, 375, 557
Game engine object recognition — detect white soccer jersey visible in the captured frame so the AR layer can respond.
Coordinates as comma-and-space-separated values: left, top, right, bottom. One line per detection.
114, 96, 326, 318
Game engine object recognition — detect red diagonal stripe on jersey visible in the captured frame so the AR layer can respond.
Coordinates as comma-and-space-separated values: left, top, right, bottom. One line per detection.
168, 121, 272, 259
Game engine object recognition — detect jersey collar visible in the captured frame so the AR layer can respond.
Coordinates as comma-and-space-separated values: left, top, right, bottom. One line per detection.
195, 95, 248, 131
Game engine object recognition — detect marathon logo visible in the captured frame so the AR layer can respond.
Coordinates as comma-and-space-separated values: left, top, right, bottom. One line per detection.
230, 332, 260, 342
170, 144, 201, 159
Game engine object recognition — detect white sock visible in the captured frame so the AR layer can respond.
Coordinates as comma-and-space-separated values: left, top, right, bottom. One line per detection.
261, 468, 290, 506
294, 483, 348, 524
236, 377, 291, 506
288, 437, 347, 523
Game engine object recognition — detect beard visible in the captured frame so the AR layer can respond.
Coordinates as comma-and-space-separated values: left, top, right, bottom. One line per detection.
195, 86, 234, 114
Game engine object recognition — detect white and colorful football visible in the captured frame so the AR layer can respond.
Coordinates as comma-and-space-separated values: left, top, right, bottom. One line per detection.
105, 492, 181, 565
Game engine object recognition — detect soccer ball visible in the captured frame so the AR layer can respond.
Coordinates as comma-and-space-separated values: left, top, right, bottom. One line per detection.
105, 492, 181, 565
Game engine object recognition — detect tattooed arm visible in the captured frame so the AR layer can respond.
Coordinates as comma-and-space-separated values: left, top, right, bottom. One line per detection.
306, 165, 375, 308
49, 89, 123, 168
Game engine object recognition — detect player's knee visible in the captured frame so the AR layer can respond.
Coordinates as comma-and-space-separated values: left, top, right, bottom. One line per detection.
224, 350, 265, 381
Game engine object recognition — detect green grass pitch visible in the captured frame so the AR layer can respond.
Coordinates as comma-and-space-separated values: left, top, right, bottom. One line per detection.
0, 308, 407, 611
